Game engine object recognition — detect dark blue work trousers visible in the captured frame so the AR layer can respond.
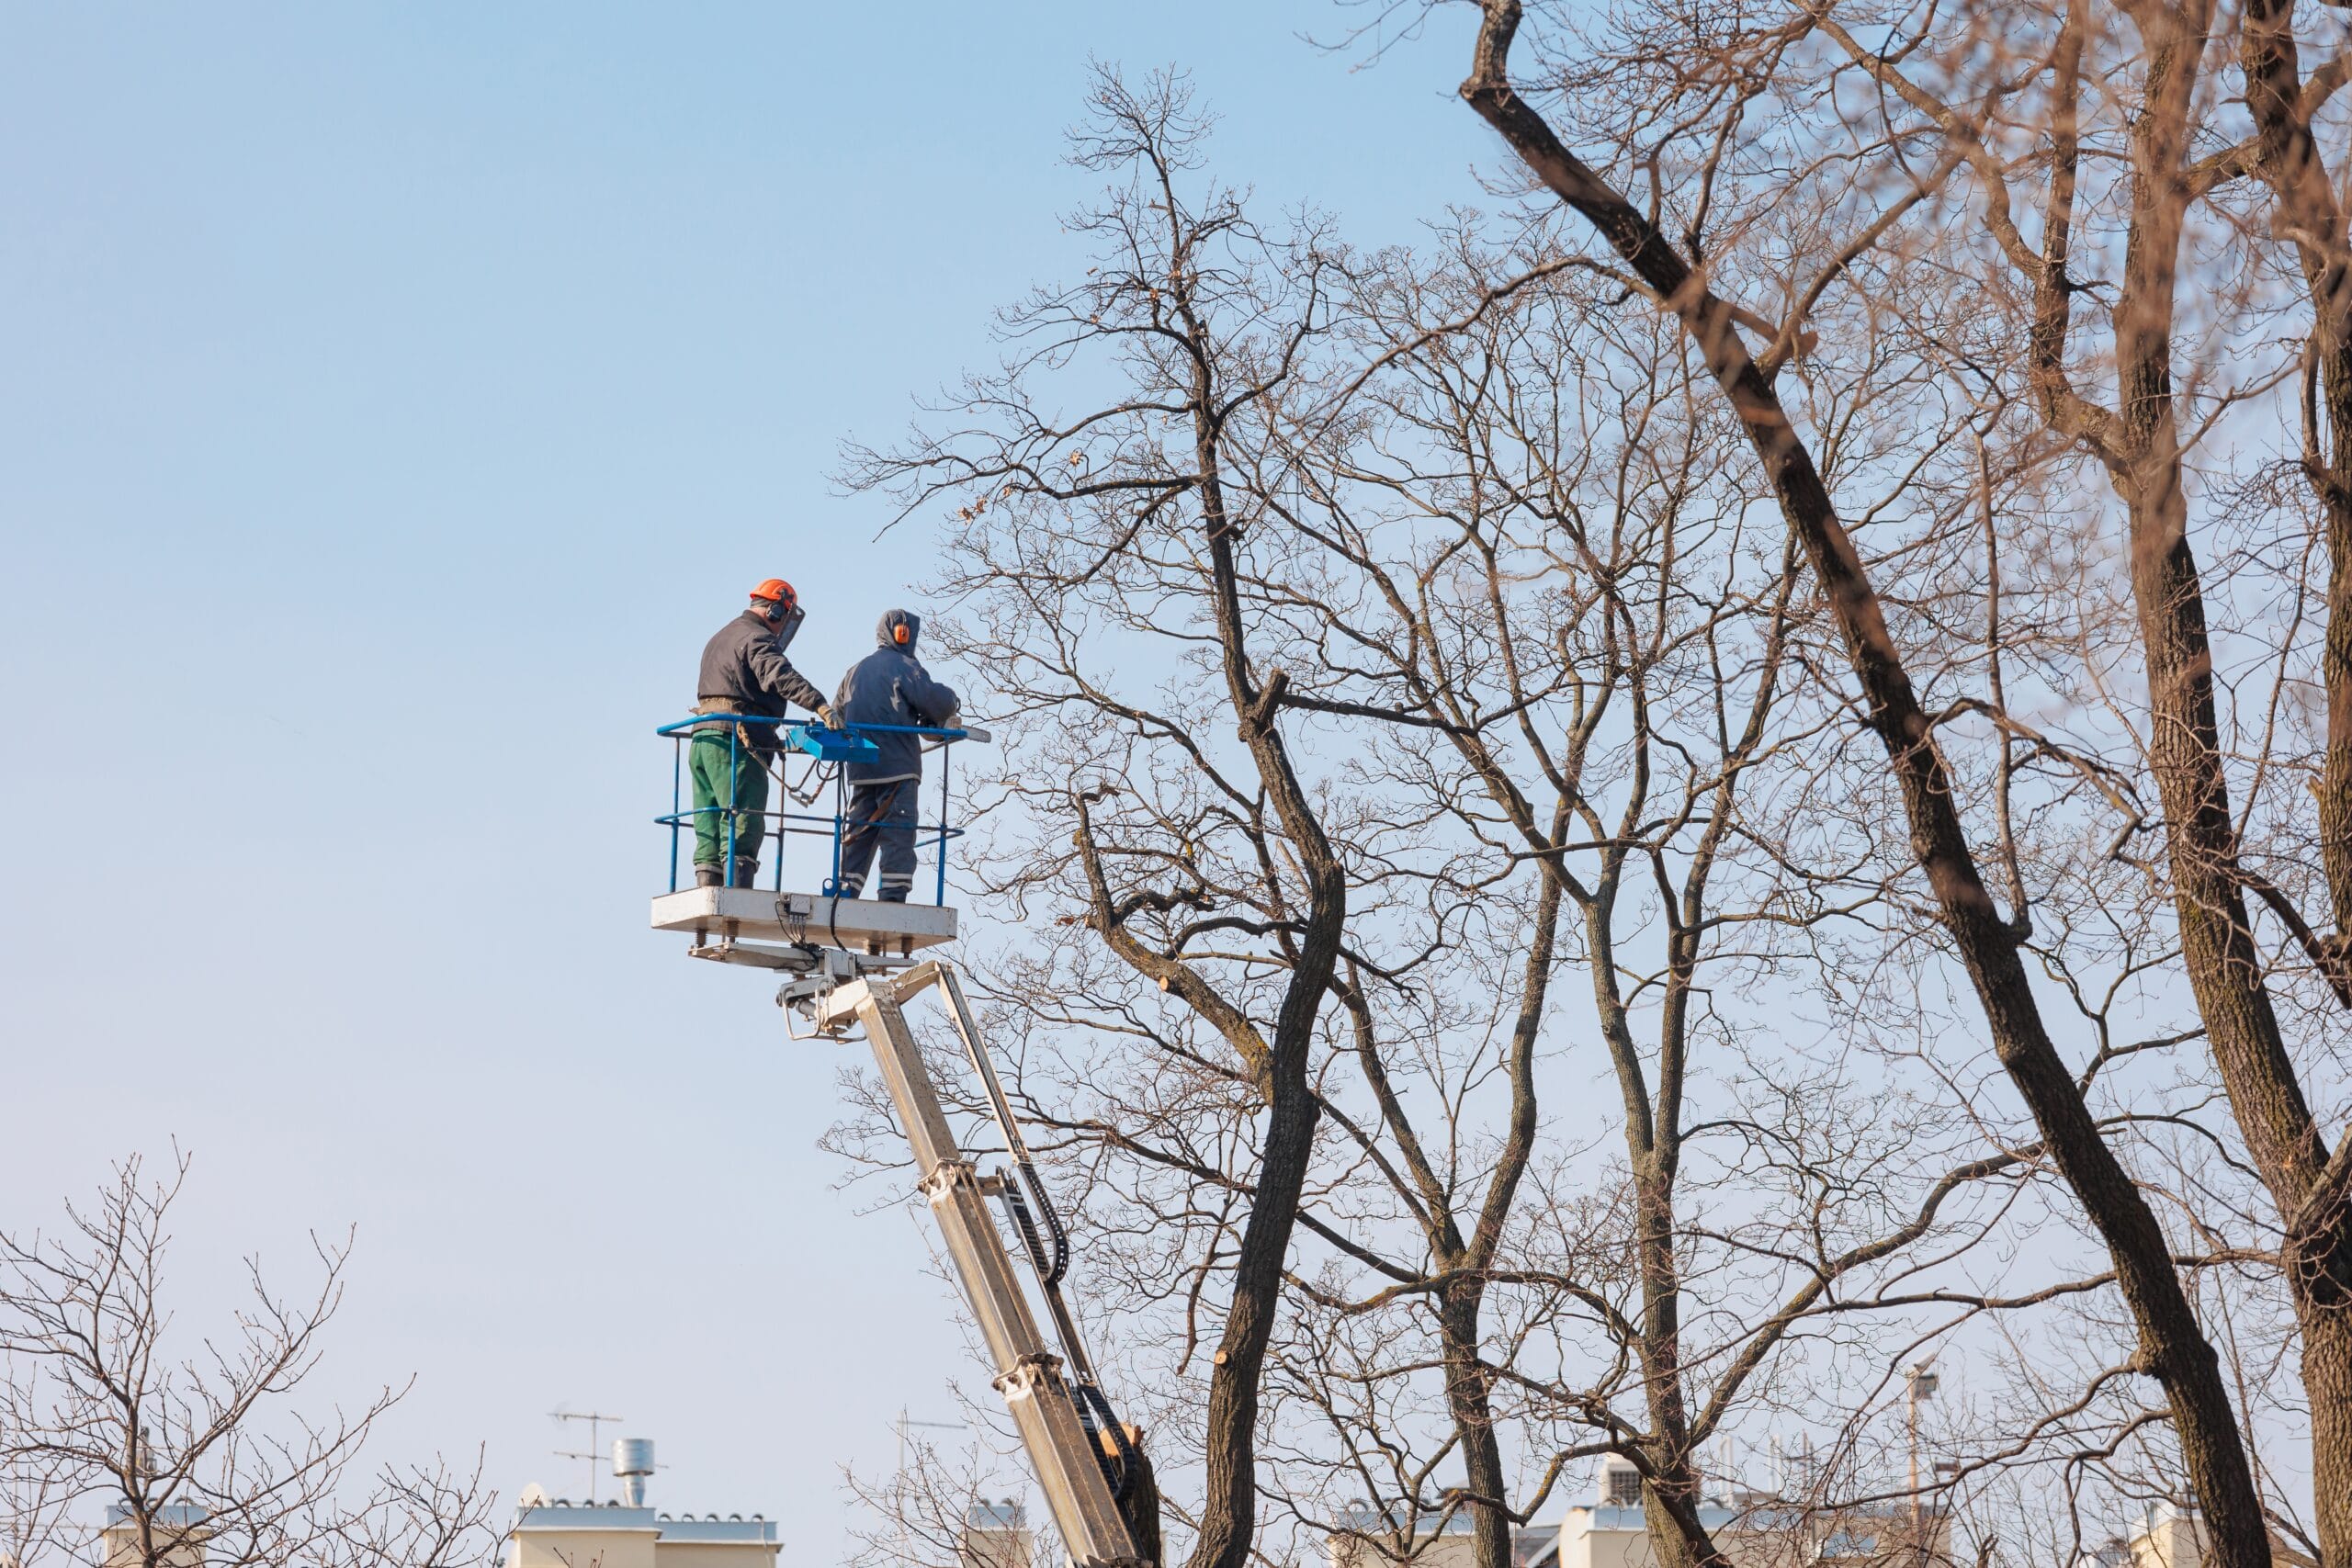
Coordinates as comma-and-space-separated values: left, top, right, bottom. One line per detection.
837, 781, 919, 901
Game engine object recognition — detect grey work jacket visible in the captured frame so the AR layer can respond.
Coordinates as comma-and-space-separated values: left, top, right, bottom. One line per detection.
696, 610, 827, 754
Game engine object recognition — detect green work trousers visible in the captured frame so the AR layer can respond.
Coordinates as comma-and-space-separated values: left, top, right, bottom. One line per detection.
689, 732, 769, 869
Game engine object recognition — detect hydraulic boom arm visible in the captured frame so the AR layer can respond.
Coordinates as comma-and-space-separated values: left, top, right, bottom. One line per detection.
812, 962, 1145, 1568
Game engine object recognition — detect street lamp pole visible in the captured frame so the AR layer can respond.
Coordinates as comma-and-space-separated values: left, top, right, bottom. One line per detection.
1905, 1365, 1939, 1554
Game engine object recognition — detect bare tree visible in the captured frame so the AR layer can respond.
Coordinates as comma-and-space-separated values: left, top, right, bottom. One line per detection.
1247, 231, 2032, 1568
1761, 2, 2352, 1552
1306, 0, 2352, 1562
830, 7, 2352, 1562
0, 1153, 498, 1568
850, 70, 1353, 1568
1419, 7, 2279, 1567
844, 69, 2086, 1568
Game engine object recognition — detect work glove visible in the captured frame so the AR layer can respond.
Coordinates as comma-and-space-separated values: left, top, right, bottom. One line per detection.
816, 704, 840, 730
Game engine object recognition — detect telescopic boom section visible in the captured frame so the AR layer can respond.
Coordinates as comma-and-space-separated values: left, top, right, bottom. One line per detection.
814, 963, 1145, 1568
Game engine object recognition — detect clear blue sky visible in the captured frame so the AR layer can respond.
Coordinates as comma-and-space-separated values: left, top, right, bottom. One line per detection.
0, 5, 1491, 1562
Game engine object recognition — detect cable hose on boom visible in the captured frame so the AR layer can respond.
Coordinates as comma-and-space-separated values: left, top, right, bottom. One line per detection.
1074, 1380, 1141, 1502
995, 1183, 1125, 1497
1061, 1388, 1117, 1506
933, 964, 1142, 1534
1015, 1160, 1069, 1287
996, 1182, 1056, 1282
938, 964, 1071, 1287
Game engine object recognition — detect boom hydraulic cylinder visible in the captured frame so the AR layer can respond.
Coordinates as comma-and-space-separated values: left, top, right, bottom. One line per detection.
816, 964, 1144, 1568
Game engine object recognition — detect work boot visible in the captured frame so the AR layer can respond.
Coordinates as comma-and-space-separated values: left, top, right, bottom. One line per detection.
727, 858, 761, 889
695, 864, 723, 889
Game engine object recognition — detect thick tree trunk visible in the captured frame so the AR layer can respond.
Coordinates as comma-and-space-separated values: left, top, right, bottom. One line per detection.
1438, 1283, 1516, 1568
2320, 404, 2352, 961
1641, 1458, 1731, 1568
1453, 13, 2268, 1568
2302, 1307, 2352, 1568
1633, 1155, 1713, 1568
1181, 325, 1346, 1568
2240, 0, 2352, 951
2087, 11, 2352, 1562
2228, 12, 2352, 1540
2316, 330, 2352, 953
1641, 1495, 1718, 1568
2118, 464, 2338, 1202
1193, 1041, 1326, 1568
2120, 470, 2352, 1564
2113, 256, 2352, 1568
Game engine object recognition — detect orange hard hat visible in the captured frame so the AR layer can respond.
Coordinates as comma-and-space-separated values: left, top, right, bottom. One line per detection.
750, 578, 797, 608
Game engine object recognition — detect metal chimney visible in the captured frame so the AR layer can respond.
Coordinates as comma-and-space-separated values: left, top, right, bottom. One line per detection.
613, 1438, 654, 1507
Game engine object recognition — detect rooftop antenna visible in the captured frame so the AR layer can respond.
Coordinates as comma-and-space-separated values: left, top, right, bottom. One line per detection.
551, 1408, 628, 1504
895, 1410, 967, 1563
896, 1408, 967, 1474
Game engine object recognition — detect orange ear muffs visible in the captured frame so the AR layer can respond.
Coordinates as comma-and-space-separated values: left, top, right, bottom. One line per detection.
894, 625, 910, 645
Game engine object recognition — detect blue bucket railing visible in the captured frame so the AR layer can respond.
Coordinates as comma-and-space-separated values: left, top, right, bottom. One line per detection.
655, 713, 976, 906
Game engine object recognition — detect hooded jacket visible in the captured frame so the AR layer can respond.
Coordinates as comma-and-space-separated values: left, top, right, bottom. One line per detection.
834, 610, 960, 786
696, 608, 828, 754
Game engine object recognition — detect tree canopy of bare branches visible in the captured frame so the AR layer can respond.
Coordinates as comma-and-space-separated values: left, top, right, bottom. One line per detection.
0, 1154, 497, 1568
835, 10, 2352, 1568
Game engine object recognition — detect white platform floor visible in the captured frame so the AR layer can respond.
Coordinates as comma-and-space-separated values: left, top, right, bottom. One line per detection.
650, 886, 957, 955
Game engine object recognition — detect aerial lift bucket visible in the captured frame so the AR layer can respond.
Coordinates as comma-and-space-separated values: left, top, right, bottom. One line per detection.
649, 715, 1147, 1568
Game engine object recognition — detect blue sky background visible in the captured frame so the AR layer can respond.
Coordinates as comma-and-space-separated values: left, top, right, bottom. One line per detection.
0, 5, 1496, 1561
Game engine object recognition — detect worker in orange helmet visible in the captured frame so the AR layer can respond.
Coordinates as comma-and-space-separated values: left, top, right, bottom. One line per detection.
691, 580, 835, 888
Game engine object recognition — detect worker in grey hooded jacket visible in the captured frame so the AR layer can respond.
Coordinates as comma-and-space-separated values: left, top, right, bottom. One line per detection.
831, 609, 959, 901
